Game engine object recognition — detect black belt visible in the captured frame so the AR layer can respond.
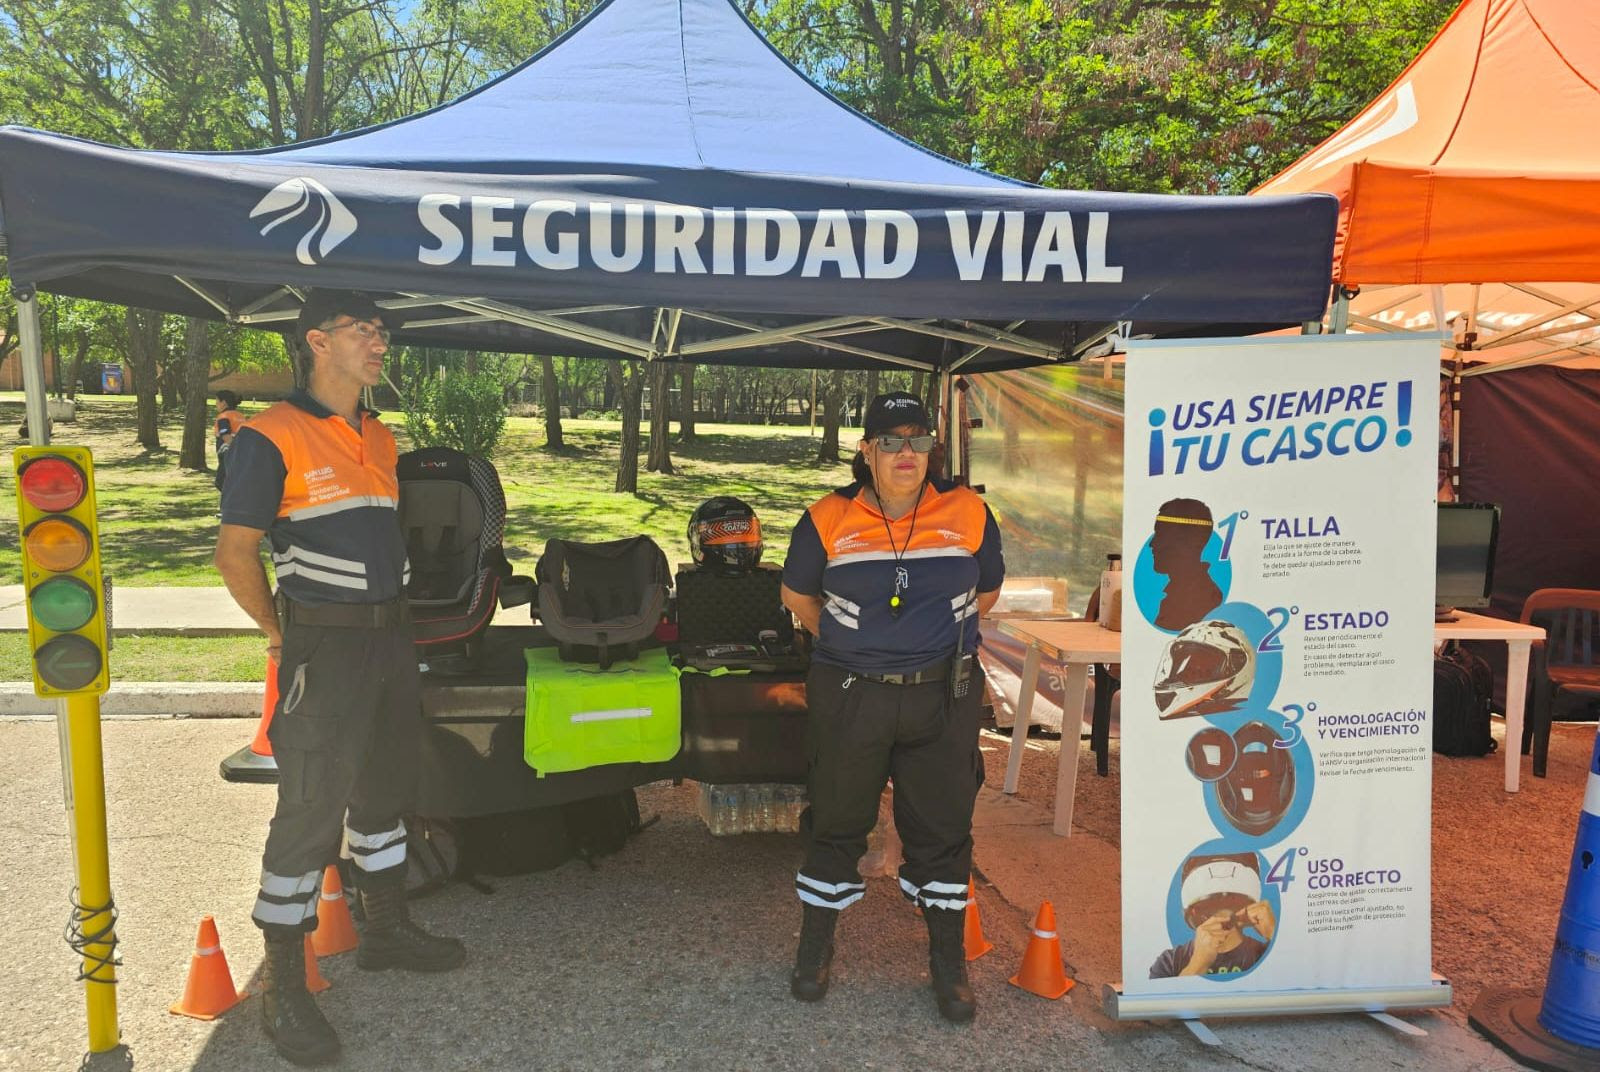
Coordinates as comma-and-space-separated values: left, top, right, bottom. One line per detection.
854, 654, 972, 687
279, 595, 410, 629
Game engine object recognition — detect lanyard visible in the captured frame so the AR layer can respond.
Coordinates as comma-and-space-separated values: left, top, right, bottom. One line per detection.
878, 486, 923, 618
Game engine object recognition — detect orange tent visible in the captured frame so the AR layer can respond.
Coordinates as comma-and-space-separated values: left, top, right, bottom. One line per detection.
1257, 0, 1600, 285
1253, 0, 1600, 617
1256, 0, 1600, 373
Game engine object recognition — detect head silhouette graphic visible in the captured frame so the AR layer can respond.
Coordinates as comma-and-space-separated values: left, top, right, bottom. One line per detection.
1151, 498, 1222, 630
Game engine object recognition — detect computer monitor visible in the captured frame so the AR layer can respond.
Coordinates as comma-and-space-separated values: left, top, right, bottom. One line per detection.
1436, 502, 1501, 617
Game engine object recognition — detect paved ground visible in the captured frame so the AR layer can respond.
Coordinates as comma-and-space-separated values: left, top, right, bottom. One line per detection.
0, 716, 1553, 1072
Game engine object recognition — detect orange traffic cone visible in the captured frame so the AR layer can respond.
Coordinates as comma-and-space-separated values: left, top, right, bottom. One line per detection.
311, 866, 359, 957
303, 934, 331, 994
964, 880, 993, 961
1008, 901, 1075, 999
220, 658, 279, 782
252, 658, 279, 756
170, 916, 244, 1020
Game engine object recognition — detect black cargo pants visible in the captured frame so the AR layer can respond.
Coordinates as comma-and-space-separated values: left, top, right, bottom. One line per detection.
252, 605, 421, 936
795, 660, 986, 913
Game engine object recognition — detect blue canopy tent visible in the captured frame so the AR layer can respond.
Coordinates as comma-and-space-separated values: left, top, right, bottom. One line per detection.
0, 0, 1336, 436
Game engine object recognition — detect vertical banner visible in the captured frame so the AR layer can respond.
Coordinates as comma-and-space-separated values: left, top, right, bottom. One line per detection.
1120, 335, 1438, 1006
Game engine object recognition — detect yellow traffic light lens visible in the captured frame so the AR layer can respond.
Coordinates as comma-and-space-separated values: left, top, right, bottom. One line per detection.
34, 634, 103, 692
30, 576, 97, 632
18, 455, 87, 512
23, 516, 92, 572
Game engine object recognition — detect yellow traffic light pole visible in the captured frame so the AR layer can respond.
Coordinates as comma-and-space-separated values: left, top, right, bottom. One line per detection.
63, 691, 120, 1051
15, 288, 121, 1054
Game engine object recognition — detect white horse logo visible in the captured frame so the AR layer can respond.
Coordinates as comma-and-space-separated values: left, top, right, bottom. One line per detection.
250, 177, 358, 266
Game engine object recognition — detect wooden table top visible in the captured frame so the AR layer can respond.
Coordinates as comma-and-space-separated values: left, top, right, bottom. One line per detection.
993, 618, 1122, 662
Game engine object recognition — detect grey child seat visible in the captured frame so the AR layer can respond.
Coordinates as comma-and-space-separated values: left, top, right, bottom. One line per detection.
398, 447, 534, 666
535, 536, 670, 669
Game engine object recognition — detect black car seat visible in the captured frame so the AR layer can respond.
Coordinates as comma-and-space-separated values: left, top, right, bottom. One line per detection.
398, 447, 534, 667
535, 536, 670, 669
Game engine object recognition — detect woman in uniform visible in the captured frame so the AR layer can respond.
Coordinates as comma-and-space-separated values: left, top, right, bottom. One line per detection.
780, 390, 1004, 1023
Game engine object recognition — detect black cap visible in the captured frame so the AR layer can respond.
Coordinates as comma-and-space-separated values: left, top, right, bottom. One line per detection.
293, 289, 391, 345
863, 391, 931, 438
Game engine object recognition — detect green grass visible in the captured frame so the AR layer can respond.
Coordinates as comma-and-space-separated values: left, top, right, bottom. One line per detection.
0, 632, 268, 682
0, 395, 857, 584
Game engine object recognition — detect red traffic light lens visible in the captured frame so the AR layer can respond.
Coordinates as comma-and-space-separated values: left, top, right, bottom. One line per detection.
19, 455, 87, 512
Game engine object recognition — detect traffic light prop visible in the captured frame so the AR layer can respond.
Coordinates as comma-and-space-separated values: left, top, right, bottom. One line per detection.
14, 446, 110, 696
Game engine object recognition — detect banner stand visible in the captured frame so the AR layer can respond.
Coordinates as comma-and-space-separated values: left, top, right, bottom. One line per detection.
1103, 976, 1452, 1043
1114, 336, 1446, 1047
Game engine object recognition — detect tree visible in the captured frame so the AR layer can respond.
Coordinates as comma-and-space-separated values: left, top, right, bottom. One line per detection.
179, 318, 212, 470
646, 360, 675, 474
610, 360, 644, 494
121, 309, 167, 450
817, 368, 846, 463
679, 364, 697, 443
540, 354, 565, 450
403, 368, 510, 455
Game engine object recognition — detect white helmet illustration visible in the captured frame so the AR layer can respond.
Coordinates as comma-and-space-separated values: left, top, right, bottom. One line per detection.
1153, 619, 1256, 719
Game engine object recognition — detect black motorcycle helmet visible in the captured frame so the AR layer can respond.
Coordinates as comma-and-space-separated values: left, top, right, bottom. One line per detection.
688, 496, 763, 573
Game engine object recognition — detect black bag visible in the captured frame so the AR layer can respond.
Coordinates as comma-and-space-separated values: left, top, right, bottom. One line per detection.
1433, 641, 1497, 757
562, 788, 643, 864
456, 807, 574, 877
404, 815, 463, 898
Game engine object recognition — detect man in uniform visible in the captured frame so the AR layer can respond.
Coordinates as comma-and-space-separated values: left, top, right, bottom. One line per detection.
215, 291, 463, 1066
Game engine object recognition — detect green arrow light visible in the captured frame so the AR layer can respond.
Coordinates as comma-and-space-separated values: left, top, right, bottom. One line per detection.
35, 634, 103, 692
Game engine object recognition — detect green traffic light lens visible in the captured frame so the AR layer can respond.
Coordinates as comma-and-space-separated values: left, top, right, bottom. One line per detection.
34, 634, 103, 692
29, 577, 96, 632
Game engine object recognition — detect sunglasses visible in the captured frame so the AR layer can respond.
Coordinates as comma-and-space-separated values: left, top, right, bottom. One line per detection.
872, 434, 935, 454
321, 320, 392, 345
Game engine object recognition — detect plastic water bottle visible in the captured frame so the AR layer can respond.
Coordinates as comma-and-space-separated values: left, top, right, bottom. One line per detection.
706, 785, 727, 836
759, 785, 777, 832
778, 785, 797, 832
729, 785, 748, 835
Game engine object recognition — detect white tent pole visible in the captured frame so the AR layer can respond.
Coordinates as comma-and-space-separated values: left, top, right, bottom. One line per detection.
939, 367, 954, 480
1449, 355, 1463, 494
1328, 287, 1353, 334
17, 287, 51, 446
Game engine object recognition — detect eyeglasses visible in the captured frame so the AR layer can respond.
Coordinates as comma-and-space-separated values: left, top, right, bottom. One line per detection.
872, 434, 935, 454
321, 320, 391, 345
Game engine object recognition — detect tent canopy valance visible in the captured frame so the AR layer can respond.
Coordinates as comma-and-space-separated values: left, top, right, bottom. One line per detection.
0, 0, 1337, 372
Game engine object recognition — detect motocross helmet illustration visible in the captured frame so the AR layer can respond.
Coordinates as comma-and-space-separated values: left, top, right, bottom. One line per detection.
1214, 720, 1296, 837
1153, 619, 1256, 718
688, 496, 763, 573
1185, 726, 1238, 782
1180, 852, 1262, 929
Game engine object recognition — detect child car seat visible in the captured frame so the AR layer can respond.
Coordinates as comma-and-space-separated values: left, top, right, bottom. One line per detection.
536, 536, 670, 669
398, 447, 534, 667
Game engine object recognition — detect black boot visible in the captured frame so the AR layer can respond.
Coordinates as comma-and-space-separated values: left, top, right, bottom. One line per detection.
789, 904, 838, 1002
261, 932, 341, 1067
925, 906, 977, 1023
356, 877, 466, 973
